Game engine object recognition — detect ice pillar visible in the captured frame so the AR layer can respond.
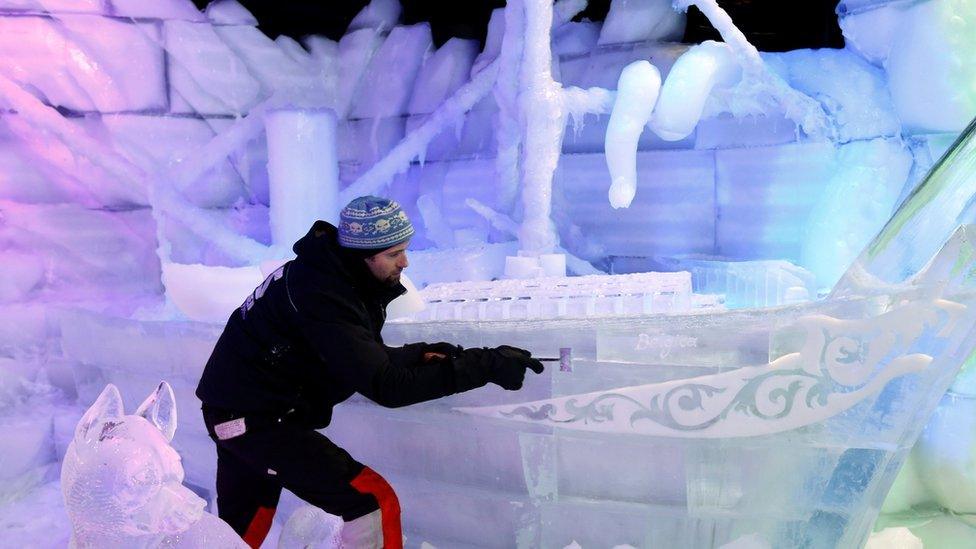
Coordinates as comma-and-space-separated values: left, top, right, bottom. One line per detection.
494, 0, 524, 212
516, 0, 564, 255
265, 108, 340, 249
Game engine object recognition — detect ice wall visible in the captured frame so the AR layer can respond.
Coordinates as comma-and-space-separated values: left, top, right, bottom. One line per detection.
0, 0, 963, 309
838, 0, 976, 133
0, 0, 339, 318
834, 118, 976, 292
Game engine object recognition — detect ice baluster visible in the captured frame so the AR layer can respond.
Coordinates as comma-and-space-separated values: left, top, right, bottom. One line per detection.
658, 256, 817, 309
411, 271, 693, 321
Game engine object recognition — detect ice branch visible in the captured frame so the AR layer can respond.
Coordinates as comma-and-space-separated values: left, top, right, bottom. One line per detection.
0, 71, 270, 264
673, 0, 833, 139
339, 62, 501, 204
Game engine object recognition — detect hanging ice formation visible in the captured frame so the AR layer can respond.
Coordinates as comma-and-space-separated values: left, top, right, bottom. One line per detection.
602, 0, 834, 209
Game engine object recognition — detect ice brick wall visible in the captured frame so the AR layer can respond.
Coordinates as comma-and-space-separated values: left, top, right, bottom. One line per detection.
0, 0, 964, 306
0, 0, 337, 315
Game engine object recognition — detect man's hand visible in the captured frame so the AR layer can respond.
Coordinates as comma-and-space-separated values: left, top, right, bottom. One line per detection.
485, 345, 545, 390
449, 345, 544, 392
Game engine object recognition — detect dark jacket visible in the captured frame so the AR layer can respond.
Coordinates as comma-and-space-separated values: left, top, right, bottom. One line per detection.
195, 221, 461, 428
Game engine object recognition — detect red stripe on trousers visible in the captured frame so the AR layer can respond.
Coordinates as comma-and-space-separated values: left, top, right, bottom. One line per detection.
242, 505, 276, 548
350, 466, 402, 549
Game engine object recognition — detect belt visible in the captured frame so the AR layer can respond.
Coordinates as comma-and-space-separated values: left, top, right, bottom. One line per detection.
202, 405, 299, 441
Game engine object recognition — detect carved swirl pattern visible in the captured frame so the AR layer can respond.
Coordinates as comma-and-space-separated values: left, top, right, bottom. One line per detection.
494, 301, 960, 436
501, 369, 831, 431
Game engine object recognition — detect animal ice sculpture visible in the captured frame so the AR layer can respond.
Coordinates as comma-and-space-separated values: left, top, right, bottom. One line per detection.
61, 382, 247, 548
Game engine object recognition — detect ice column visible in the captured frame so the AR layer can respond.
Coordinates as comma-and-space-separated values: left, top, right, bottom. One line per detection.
516, 0, 564, 255
494, 0, 525, 212
265, 108, 340, 249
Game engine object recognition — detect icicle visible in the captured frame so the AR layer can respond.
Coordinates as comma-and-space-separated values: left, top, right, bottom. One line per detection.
563, 85, 615, 135
605, 61, 661, 209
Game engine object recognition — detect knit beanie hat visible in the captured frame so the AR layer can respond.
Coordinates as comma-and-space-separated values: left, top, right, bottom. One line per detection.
338, 195, 415, 250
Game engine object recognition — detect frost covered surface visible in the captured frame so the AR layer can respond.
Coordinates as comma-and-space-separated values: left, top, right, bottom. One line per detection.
764, 48, 900, 142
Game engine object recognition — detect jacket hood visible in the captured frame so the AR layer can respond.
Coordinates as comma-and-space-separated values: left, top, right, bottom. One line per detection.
292, 220, 406, 305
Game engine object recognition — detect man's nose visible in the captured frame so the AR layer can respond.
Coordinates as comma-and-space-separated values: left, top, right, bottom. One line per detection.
399, 254, 409, 269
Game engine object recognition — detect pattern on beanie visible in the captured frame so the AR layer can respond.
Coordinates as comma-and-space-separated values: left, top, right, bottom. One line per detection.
338, 197, 415, 249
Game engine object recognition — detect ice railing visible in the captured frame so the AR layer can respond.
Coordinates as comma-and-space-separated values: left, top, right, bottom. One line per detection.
652, 256, 817, 309
404, 271, 728, 322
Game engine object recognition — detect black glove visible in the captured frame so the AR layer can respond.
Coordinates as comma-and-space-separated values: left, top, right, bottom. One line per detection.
451, 345, 545, 392
423, 342, 463, 359
489, 345, 544, 390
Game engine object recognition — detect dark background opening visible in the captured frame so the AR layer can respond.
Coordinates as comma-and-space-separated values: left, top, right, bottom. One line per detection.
196, 0, 843, 51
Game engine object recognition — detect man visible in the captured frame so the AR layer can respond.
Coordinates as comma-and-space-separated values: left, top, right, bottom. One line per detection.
196, 196, 544, 548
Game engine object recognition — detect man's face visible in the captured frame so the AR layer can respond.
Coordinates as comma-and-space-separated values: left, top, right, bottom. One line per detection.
365, 241, 410, 286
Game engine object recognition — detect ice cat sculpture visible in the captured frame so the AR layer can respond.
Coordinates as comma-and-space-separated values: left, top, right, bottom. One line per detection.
61, 382, 247, 548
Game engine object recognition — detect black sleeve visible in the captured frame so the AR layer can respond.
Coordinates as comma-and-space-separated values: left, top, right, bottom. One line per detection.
297, 294, 468, 408
385, 343, 426, 369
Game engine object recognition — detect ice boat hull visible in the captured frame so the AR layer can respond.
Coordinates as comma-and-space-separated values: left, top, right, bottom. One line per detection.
335, 290, 976, 547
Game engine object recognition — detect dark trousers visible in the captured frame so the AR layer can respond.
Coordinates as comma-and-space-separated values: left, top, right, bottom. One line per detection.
202, 407, 401, 548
